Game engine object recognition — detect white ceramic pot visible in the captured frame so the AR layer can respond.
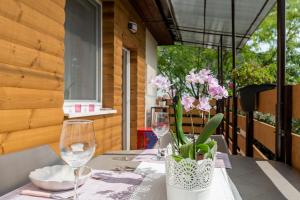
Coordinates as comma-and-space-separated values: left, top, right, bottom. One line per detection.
165, 156, 215, 200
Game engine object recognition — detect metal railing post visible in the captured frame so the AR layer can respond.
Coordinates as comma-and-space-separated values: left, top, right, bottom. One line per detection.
217, 46, 221, 135
231, 0, 238, 155
245, 111, 254, 156
225, 98, 230, 145
275, 0, 286, 161
220, 36, 224, 136
284, 85, 292, 164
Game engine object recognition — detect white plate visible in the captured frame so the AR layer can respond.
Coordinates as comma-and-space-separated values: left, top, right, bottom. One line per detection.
29, 165, 91, 191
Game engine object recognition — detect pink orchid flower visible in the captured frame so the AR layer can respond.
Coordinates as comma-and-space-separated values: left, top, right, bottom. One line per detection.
197, 97, 212, 112
151, 75, 171, 91
209, 85, 228, 100
182, 95, 196, 112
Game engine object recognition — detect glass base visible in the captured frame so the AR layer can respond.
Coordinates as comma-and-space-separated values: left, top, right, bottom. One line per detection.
112, 156, 133, 161
151, 156, 165, 161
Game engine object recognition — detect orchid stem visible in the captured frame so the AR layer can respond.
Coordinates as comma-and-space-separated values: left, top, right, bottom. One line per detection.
190, 112, 196, 159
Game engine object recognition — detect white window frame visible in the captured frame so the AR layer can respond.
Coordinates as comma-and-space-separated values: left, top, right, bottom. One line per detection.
64, 0, 109, 117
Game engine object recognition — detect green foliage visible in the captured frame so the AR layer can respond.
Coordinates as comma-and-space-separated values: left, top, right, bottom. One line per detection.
158, 0, 300, 161
174, 97, 189, 145
171, 154, 184, 162
232, 62, 276, 88
238, 0, 300, 84
254, 112, 275, 126
196, 113, 224, 144
175, 113, 224, 160
292, 119, 300, 135
157, 0, 300, 86
254, 111, 300, 135
196, 144, 211, 159
157, 45, 220, 95
197, 139, 217, 160
179, 143, 195, 159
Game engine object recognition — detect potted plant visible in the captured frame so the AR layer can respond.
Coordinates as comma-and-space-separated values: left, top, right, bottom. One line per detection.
232, 62, 275, 112
151, 69, 228, 200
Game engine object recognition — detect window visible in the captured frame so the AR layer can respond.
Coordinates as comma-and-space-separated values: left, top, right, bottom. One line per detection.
64, 0, 102, 114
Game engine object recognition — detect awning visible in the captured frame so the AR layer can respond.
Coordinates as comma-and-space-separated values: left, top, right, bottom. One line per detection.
168, 0, 276, 49
130, 0, 276, 49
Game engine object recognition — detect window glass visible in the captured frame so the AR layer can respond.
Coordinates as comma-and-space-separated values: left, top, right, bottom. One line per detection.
64, 0, 99, 101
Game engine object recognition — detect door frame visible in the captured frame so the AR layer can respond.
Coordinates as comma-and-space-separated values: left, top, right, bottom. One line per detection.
122, 48, 131, 150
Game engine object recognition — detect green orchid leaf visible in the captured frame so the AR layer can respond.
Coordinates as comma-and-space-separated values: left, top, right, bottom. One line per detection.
196, 143, 210, 154
205, 139, 217, 150
179, 143, 194, 159
175, 97, 189, 145
172, 155, 184, 162
197, 143, 216, 159
196, 113, 224, 145
196, 143, 215, 159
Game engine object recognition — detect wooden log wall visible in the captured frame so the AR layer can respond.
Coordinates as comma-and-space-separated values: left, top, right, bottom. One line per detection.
113, 0, 146, 149
0, 0, 65, 154
0, 0, 146, 155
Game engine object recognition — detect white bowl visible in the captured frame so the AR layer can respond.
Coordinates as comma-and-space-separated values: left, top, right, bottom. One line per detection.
29, 165, 91, 191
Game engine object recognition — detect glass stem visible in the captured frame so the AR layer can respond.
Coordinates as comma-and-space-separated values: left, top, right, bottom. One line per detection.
157, 137, 161, 159
73, 168, 80, 200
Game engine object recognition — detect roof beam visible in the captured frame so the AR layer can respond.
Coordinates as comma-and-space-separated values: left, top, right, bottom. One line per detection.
180, 40, 241, 50
236, 0, 270, 48
203, 0, 207, 45
170, 28, 249, 39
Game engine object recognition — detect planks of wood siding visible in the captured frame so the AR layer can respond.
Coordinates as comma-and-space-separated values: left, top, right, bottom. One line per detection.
0, 87, 63, 109
253, 145, 268, 160
30, 108, 64, 128
253, 120, 275, 153
0, 39, 64, 75
0, 0, 147, 155
0, 15, 64, 57
0, 108, 63, 133
1, 125, 61, 153
0, 0, 64, 40
0, 63, 63, 91
237, 115, 246, 131
51, 0, 66, 8
257, 89, 276, 115
93, 115, 122, 131
170, 117, 208, 124
237, 132, 246, 154
130, 52, 138, 149
292, 133, 300, 171
0, 109, 30, 133
102, 1, 115, 109
292, 85, 300, 119
18, 0, 65, 25
116, 0, 146, 150
256, 85, 300, 118
0, 0, 65, 154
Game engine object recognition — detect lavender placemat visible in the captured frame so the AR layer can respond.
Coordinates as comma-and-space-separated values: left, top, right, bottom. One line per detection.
215, 152, 232, 169
0, 170, 144, 200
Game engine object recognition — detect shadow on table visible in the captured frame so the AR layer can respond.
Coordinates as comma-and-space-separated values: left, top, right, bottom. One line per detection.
93, 171, 143, 185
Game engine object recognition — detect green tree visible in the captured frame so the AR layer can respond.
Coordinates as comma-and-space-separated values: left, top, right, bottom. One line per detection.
238, 0, 300, 84
158, 0, 300, 85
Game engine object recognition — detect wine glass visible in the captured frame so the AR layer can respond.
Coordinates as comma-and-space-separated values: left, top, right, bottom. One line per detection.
151, 112, 170, 160
60, 120, 96, 200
